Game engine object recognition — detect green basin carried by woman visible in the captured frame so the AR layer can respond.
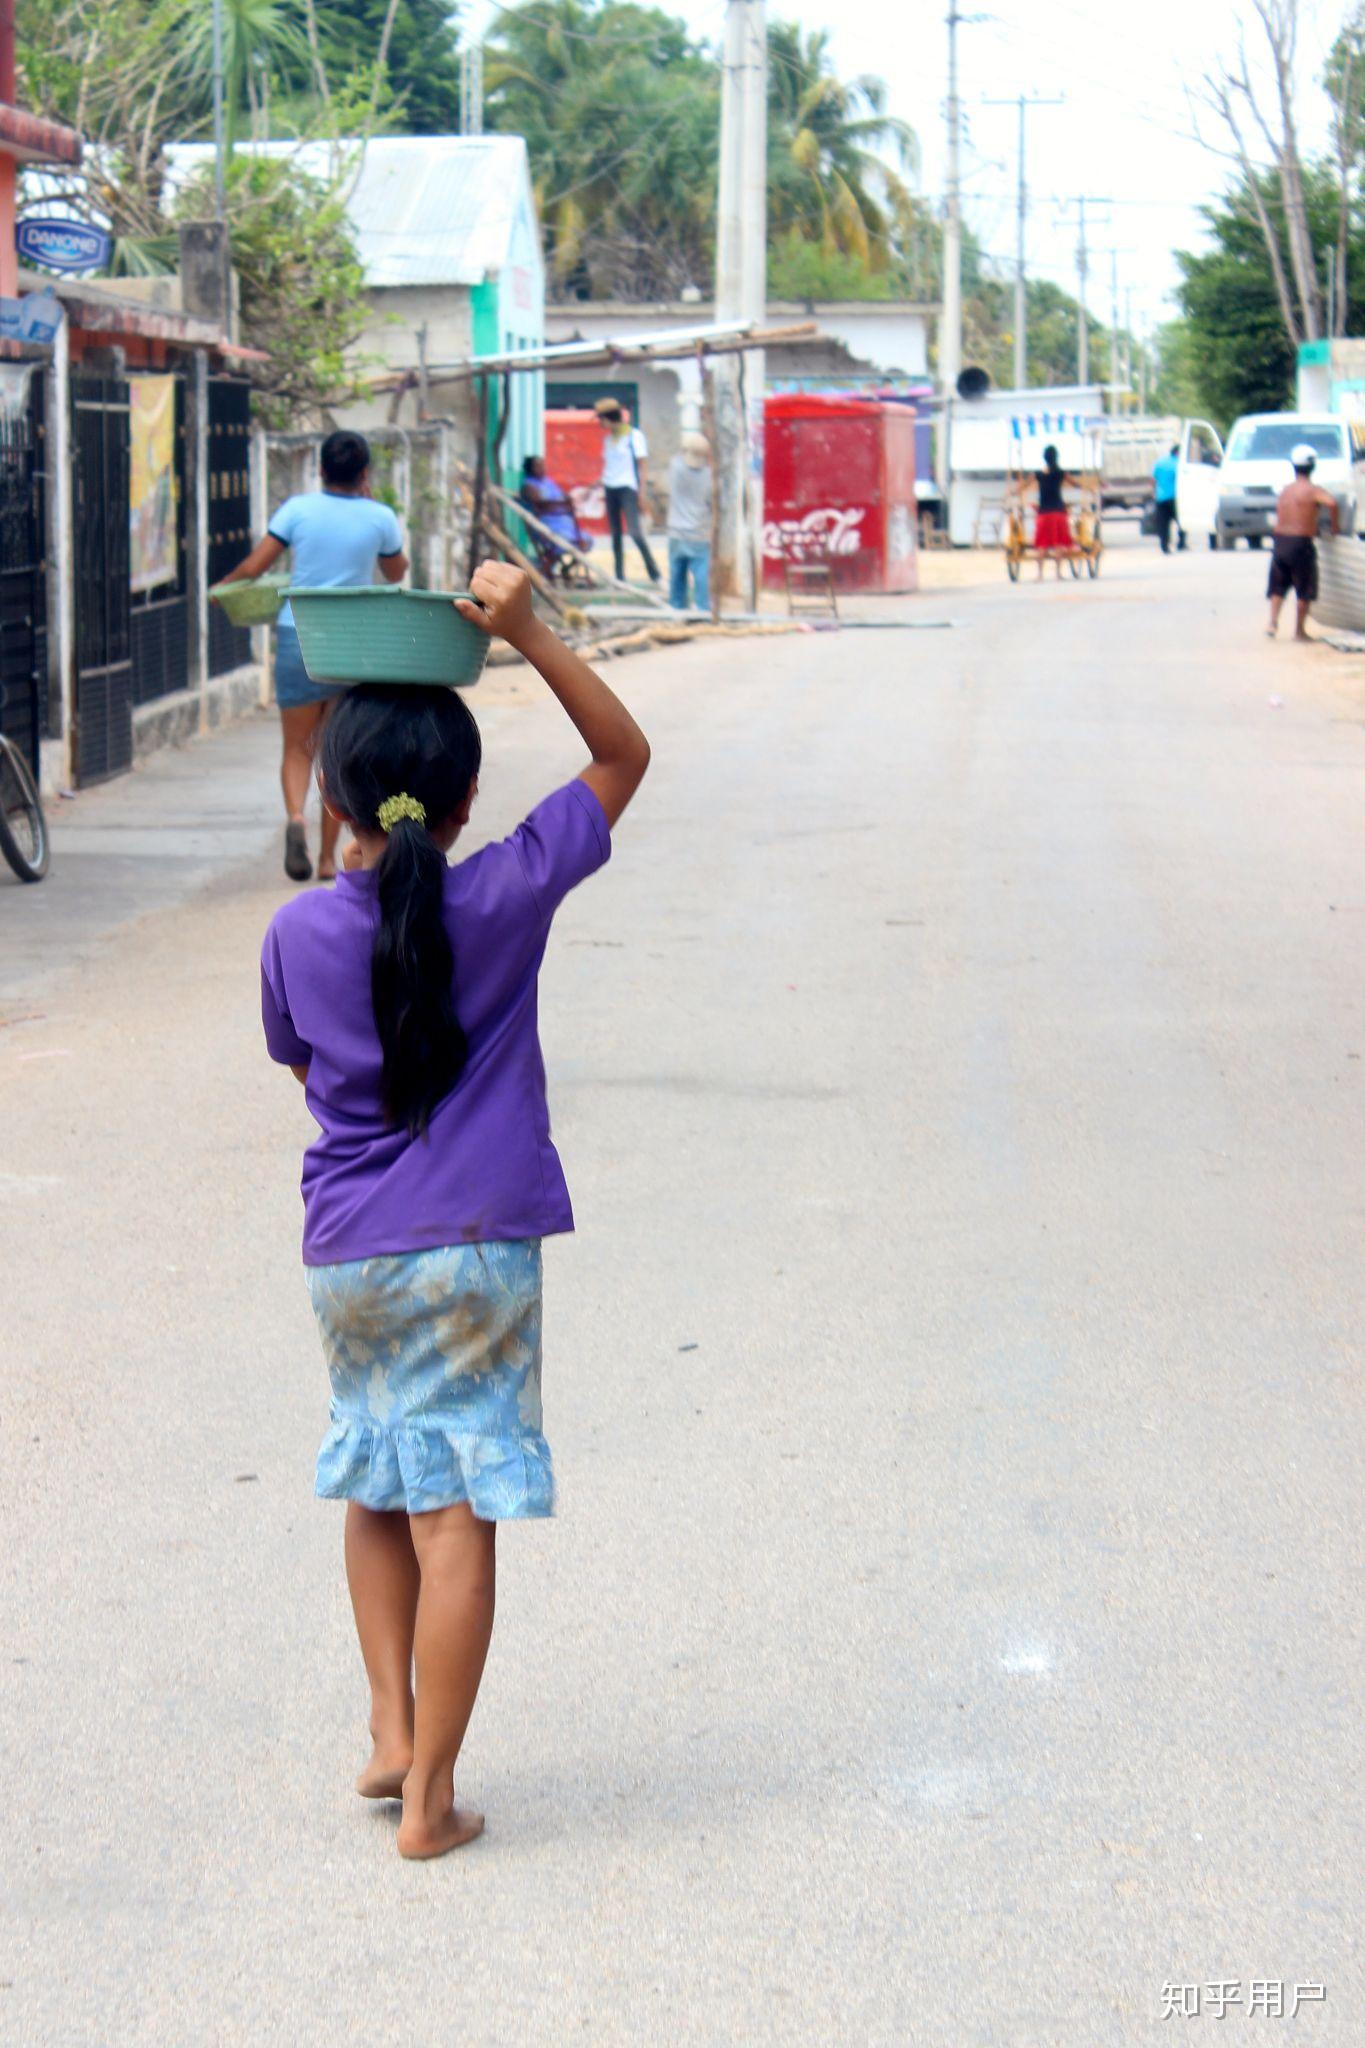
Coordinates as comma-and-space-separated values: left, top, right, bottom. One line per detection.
289, 587, 489, 688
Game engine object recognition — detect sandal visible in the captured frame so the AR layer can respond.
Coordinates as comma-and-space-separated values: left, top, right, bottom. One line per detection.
284, 820, 313, 882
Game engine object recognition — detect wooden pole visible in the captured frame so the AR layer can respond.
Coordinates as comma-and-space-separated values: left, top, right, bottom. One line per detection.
478, 474, 674, 612
466, 375, 488, 585
454, 476, 569, 618
700, 355, 722, 623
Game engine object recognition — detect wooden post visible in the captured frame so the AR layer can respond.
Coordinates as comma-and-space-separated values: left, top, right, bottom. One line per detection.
479, 475, 673, 612
43, 315, 74, 794
455, 476, 568, 619
467, 375, 488, 584
700, 355, 722, 623
185, 350, 210, 726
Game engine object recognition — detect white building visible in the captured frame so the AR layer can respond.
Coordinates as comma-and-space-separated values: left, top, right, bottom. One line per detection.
543, 297, 936, 469
167, 135, 546, 472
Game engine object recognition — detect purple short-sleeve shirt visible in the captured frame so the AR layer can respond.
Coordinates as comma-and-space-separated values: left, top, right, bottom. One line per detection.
261, 780, 610, 1264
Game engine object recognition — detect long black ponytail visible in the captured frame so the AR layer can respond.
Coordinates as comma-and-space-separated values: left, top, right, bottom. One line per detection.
319, 684, 482, 1137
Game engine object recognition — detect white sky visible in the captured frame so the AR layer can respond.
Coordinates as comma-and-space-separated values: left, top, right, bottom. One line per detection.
467, 0, 1348, 334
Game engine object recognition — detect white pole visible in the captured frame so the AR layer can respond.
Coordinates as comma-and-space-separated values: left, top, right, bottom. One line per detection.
937, 1, 964, 517
738, 0, 766, 611
212, 0, 226, 219
714, 0, 765, 606
1076, 196, 1089, 386
941, 1, 963, 402
43, 315, 74, 794
1014, 95, 1026, 391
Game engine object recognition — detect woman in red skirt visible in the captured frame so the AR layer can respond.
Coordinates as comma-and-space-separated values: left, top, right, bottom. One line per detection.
1031, 444, 1077, 576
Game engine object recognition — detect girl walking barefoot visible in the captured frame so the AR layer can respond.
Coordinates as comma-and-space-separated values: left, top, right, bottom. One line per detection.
259, 563, 649, 1859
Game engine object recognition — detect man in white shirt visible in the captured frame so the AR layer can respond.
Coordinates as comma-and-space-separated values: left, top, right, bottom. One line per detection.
595, 398, 661, 584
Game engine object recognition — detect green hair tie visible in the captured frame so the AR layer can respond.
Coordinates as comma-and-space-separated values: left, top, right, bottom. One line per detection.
376, 793, 427, 833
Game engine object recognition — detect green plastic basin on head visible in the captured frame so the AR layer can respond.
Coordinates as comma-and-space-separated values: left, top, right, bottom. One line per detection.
289, 587, 489, 688
209, 573, 287, 627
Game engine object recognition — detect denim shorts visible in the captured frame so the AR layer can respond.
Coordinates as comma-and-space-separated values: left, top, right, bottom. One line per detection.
274, 621, 346, 710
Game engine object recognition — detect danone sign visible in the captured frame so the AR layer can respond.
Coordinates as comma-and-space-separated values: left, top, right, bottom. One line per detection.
17, 218, 112, 275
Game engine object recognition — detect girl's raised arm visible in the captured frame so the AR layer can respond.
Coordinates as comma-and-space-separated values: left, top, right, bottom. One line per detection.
456, 563, 650, 828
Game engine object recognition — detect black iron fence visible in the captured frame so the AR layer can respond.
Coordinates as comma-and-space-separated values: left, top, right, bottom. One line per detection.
207, 375, 253, 676
0, 369, 47, 775
129, 374, 189, 710
72, 373, 133, 785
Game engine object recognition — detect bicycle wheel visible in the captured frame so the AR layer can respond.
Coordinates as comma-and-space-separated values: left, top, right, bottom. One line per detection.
0, 736, 49, 882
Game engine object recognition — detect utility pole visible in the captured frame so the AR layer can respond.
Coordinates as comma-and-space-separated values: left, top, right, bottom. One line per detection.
1057, 197, 1110, 388
941, 4, 963, 409
1109, 249, 1120, 403
982, 93, 1063, 391
211, 0, 226, 219
1077, 198, 1089, 384
713, 0, 767, 608
459, 41, 484, 135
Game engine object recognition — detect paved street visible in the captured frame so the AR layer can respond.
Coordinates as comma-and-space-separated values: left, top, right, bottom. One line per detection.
3, 537, 1362, 2045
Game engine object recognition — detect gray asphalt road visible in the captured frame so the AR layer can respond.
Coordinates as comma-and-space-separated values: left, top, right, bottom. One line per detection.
3, 540, 1361, 2046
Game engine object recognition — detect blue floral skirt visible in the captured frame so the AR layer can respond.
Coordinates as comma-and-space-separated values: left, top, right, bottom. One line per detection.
307, 1239, 553, 1519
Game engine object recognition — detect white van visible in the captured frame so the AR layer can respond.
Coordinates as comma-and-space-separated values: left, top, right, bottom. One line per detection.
1208, 413, 1365, 549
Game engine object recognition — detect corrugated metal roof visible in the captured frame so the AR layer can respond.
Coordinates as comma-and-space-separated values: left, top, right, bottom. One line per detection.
164, 135, 538, 290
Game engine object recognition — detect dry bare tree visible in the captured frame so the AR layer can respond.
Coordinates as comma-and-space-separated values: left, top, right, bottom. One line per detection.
1195, 0, 1327, 347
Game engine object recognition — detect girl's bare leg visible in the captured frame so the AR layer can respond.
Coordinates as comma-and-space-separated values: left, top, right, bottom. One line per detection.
315, 700, 343, 879
280, 702, 325, 824
344, 1503, 420, 1798
398, 1503, 496, 1859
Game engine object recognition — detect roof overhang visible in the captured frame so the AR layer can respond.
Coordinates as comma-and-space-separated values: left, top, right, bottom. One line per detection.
0, 103, 83, 167
18, 269, 266, 358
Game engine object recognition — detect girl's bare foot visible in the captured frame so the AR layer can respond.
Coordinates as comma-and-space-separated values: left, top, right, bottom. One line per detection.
396, 1803, 485, 1859
357, 1743, 413, 1800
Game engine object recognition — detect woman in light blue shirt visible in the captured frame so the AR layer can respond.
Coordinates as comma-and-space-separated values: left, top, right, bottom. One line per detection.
220, 431, 409, 882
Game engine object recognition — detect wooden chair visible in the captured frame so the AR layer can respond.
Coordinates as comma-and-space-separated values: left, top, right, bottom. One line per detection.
780, 547, 839, 618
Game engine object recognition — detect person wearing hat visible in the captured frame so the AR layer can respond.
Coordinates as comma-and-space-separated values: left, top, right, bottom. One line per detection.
1267, 443, 1339, 640
594, 399, 661, 585
665, 431, 713, 611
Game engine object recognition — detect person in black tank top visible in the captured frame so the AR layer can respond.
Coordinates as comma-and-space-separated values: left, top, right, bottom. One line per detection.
1029, 443, 1077, 576
1037, 464, 1066, 513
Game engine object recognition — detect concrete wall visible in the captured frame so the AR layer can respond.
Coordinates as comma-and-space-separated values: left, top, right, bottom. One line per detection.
335, 284, 475, 434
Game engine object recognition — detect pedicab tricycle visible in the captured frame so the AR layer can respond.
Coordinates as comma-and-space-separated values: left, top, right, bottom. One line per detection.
1002, 416, 1104, 582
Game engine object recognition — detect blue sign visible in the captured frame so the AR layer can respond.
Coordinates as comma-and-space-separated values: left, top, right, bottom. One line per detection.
17, 217, 112, 275
0, 292, 64, 345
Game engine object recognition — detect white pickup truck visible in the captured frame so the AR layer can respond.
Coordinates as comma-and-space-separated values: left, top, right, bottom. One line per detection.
1099, 417, 1226, 534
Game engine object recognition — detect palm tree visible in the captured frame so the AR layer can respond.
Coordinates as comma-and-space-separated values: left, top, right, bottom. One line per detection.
178, 0, 311, 149
766, 22, 918, 271
485, 0, 718, 298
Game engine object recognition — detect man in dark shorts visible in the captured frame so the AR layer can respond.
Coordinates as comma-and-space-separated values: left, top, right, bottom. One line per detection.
1267, 444, 1339, 641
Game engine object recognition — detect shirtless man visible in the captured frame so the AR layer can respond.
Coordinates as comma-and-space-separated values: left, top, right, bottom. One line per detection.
1267, 444, 1339, 641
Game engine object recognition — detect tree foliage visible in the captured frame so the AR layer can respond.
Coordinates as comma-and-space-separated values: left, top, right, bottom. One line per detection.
765, 23, 917, 269
310, 0, 463, 135
1175, 163, 1365, 425
484, 0, 719, 300
16, 0, 379, 419
483, 0, 922, 302
175, 156, 371, 422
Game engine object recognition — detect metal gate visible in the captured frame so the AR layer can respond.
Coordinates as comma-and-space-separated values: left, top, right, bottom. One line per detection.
0, 368, 47, 775
129, 375, 189, 711
208, 374, 254, 675
72, 373, 132, 785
